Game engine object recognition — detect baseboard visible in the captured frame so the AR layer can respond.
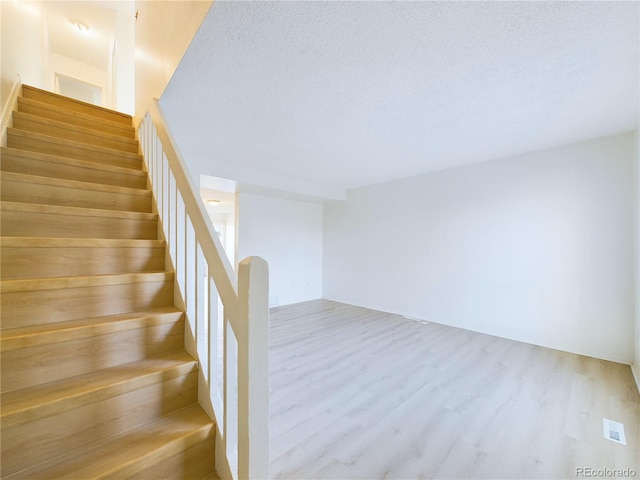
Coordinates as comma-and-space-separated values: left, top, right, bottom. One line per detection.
1, 75, 22, 147
632, 362, 640, 395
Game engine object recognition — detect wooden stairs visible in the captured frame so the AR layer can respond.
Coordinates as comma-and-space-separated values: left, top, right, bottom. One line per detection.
0, 85, 218, 479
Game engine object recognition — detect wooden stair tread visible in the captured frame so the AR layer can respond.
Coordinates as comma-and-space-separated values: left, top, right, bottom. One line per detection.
1, 271, 174, 293
1, 351, 197, 429
0, 237, 164, 248
0, 200, 157, 220
1, 203, 159, 240
0, 237, 166, 279
21, 85, 133, 125
1, 171, 152, 213
17, 96, 136, 138
12, 110, 139, 149
202, 472, 223, 480
1, 146, 147, 177
1, 88, 218, 479
6, 405, 214, 480
7, 128, 142, 162
1, 307, 183, 351
1, 171, 151, 197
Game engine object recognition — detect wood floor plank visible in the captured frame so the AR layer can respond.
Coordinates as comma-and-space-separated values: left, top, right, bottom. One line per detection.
268, 299, 640, 479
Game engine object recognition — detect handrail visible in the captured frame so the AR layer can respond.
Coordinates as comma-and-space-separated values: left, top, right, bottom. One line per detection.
139, 99, 269, 480
147, 100, 237, 305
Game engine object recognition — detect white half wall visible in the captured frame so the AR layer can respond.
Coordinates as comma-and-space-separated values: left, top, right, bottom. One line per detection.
237, 192, 323, 307
323, 133, 636, 364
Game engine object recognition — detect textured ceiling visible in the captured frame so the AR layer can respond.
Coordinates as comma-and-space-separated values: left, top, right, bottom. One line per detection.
161, 1, 639, 192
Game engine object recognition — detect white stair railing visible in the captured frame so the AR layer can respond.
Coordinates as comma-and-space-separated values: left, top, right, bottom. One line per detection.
139, 99, 269, 480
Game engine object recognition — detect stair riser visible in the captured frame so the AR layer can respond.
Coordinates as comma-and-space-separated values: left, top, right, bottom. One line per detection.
129, 437, 217, 480
1, 280, 174, 328
1, 210, 158, 239
1, 178, 152, 213
1, 245, 165, 279
22, 87, 132, 125
13, 115, 139, 153
7, 132, 142, 170
18, 98, 136, 138
1, 372, 198, 477
0, 152, 148, 190
1, 322, 184, 392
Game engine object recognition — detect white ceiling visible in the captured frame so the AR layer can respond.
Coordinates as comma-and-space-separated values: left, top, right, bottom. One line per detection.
161, 1, 639, 193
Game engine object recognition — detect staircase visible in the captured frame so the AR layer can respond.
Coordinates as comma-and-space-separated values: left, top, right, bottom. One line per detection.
0, 85, 218, 479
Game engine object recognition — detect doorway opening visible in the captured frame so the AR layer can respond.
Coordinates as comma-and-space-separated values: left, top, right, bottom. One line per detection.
55, 73, 103, 106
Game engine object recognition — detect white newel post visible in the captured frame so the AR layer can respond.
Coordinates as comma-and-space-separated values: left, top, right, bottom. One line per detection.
237, 256, 270, 480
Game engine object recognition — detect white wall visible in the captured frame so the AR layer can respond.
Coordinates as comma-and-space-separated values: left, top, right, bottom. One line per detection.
324, 133, 636, 364
135, 0, 212, 122
237, 192, 323, 307
114, 8, 135, 115
1, 1, 47, 109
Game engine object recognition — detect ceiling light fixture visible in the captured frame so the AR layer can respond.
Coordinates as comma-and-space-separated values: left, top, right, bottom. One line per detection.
207, 199, 221, 206
72, 20, 90, 32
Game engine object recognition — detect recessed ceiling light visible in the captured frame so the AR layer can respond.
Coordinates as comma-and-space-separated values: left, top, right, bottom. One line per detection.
72, 20, 89, 32
207, 199, 221, 206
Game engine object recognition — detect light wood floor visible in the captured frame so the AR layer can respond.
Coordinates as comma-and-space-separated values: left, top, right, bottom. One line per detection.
268, 300, 639, 479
